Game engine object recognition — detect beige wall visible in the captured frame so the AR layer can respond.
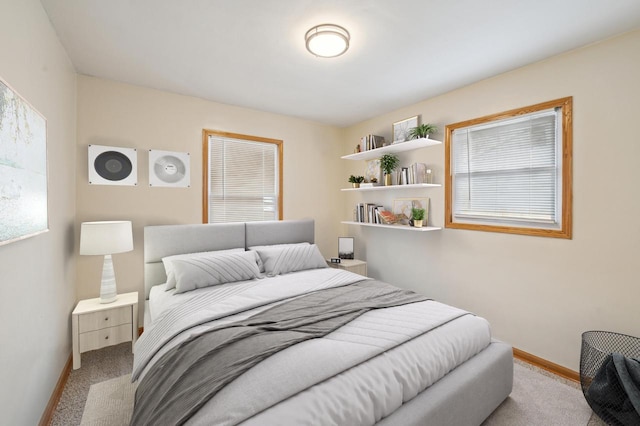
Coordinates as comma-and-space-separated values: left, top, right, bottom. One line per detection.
341, 30, 640, 371
0, 0, 77, 423
76, 76, 345, 318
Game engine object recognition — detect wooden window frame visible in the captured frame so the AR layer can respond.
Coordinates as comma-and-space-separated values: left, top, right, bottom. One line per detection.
444, 97, 573, 239
202, 129, 283, 223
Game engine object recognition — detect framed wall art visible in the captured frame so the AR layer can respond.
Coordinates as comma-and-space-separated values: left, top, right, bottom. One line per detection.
338, 237, 354, 259
0, 76, 48, 246
149, 149, 190, 188
364, 159, 382, 183
392, 115, 419, 144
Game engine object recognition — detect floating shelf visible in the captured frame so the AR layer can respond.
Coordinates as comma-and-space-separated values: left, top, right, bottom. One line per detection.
341, 221, 441, 232
341, 183, 441, 192
341, 138, 442, 161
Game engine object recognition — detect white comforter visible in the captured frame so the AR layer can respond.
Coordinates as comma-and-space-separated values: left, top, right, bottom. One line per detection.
134, 268, 491, 425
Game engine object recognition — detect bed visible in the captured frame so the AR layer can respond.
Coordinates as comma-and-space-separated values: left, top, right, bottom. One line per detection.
134, 219, 513, 425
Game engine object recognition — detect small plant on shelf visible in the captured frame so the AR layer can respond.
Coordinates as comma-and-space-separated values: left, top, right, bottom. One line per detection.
411, 207, 425, 228
379, 154, 399, 186
408, 124, 438, 140
348, 175, 365, 188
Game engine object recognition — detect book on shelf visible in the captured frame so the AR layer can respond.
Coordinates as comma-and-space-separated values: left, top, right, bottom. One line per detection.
359, 134, 386, 152
396, 162, 431, 185
378, 210, 399, 225
354, 203, 385, 224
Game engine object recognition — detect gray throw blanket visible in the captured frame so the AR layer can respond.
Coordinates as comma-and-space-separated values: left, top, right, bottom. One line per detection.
130, 280, 429, 426
587, 353, 640, 425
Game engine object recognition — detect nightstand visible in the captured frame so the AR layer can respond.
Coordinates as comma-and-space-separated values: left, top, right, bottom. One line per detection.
327, 259, 367, 276
72, 292, 138, 370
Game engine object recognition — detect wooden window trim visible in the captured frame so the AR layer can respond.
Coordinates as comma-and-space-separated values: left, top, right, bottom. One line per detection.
444, 97, 573, 239
202, 129, 283, 223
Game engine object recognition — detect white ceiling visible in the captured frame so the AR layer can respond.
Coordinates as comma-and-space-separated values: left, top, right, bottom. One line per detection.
41, 0, 640, 127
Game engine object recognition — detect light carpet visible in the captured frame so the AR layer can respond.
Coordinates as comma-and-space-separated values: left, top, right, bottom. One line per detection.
81, 362, 606, 425
80, 374, 135, 426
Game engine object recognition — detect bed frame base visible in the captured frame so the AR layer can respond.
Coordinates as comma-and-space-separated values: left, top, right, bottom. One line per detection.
377, 340, 513, 426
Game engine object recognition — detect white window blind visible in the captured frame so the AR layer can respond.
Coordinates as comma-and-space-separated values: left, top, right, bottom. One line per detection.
207, 135, 279, 223
451, 107, 562, 228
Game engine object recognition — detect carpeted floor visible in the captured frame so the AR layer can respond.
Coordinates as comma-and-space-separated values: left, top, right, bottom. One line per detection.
52, 343, 606, 425
50, 343, 133, 426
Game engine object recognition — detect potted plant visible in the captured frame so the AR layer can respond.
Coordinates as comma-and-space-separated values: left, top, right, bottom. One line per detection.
411, 207, 425, 228
379, 154, 399, 186
348, 175, 365, 188
407, 124, 438, 140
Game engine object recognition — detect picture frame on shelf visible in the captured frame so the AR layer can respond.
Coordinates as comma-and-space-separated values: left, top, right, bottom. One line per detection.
338, 237, 354, 259
393, 115, 419, 144
364, 159, 382, 184
393, 197, 429, 225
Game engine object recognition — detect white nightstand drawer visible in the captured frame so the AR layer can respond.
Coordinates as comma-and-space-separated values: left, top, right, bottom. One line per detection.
79, 323, 133, 353
79, 305, 131, 333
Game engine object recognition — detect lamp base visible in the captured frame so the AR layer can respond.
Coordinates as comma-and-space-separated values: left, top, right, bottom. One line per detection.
100, 294, 118, 304
99, 254, 119, 304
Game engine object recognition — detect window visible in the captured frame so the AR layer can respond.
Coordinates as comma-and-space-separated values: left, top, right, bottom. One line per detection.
202, 130, 283, 223
445, 97, 572, 238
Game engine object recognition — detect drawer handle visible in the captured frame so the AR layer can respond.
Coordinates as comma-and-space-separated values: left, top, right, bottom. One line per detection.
104, 317, 109, 321
105, 336, 109, 340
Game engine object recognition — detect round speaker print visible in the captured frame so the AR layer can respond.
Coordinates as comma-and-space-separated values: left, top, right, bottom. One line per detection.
154, 155, 186, 183
94, 151, 133, 181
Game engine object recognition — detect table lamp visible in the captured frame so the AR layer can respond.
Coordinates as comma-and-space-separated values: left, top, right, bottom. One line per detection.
79, 221, 133, 303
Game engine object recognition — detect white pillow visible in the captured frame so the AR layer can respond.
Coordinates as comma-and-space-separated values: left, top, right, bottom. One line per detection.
162, 248, 245, 290
248, 242, 310, 272
254, 244, 327, 277
172, 250, 262, 294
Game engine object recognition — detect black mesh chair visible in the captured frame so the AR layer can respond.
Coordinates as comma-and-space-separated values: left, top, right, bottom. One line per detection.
580, 331, 640, 425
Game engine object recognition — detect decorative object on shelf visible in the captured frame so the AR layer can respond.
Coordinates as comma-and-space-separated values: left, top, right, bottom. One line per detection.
379, 210, 399, 225
393, 198, 429, 225
408, 123, 438, 140
149, 149, 190, 188
364, 159, 382, 183
338, 237, 354, 259
359, 182, 381, 188
305, 24, 350, 58
348, 175, 365, 188
411, 207, 426, 228
0, 76, 48, 246
393, 115, 419, 143
425, 168, 433, 184
80, 221, 134, 304
380, 153, 400, 186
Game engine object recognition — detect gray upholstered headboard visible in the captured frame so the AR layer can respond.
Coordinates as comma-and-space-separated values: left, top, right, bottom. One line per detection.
143, 219, 315, 298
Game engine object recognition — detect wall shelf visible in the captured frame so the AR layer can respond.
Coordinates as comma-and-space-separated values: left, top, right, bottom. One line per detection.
341, 137, 442, 161
341, 221, 441, 232
342, 183, 441, 192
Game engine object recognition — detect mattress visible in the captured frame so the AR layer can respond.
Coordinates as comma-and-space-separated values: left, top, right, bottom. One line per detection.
147, 282, 176, 324
136, 268, 492, 425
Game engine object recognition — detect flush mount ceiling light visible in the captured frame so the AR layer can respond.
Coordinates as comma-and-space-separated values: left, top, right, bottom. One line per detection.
305, 24, 350, 58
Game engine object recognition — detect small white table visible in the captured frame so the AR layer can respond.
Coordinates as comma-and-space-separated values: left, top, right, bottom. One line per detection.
327, 259, 367, 277
71, 292, 138, 370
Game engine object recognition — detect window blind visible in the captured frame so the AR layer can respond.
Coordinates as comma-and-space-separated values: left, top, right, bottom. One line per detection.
207, 135, 278, 223
451, 108, 561, 227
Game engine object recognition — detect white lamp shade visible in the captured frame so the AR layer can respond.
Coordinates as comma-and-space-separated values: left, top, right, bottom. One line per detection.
79, 221, 133, 255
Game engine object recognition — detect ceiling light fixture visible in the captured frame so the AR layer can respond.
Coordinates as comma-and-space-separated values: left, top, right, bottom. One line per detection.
305, 24, 350, 58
